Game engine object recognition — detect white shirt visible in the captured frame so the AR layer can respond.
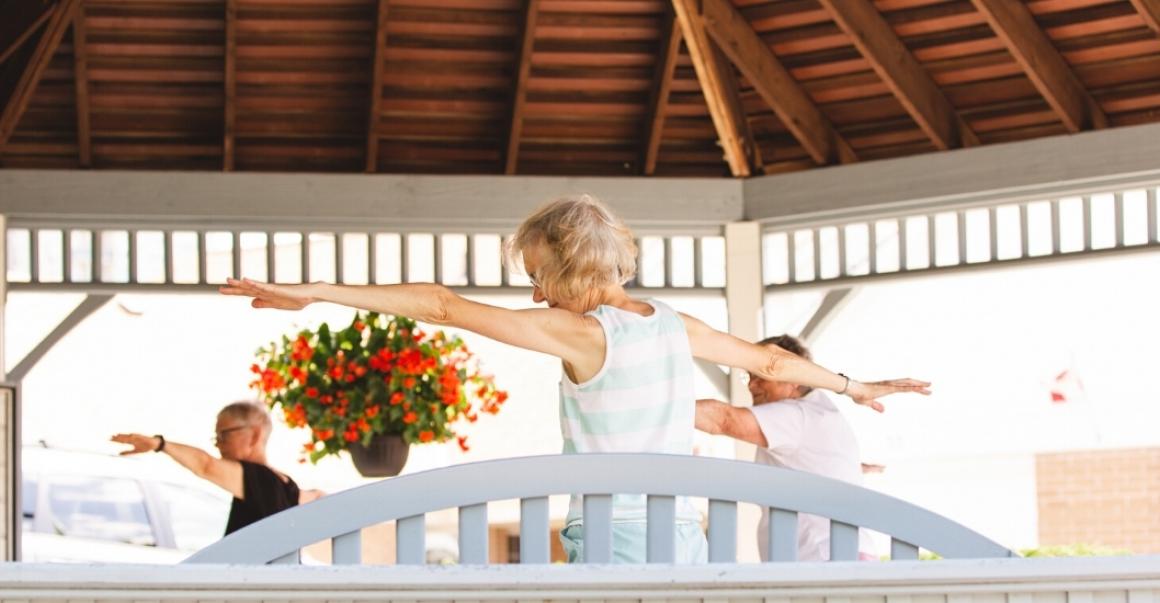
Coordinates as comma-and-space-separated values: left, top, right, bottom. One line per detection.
749, 389, 874, 561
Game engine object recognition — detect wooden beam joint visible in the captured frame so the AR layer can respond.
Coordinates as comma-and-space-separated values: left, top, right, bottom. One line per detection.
971, 0, 1107, 133
816, 0, 978, 150
0, 5, 55, 67
1127, 0, 1160, 36
0, 0, 80, 147
697, 0, 855, 166
671, 0, 752, 176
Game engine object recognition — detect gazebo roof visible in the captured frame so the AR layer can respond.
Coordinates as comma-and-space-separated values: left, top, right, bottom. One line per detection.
1, 0, 1158, 177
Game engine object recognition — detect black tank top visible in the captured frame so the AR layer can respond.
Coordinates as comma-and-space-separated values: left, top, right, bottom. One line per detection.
224, 460, 300, 535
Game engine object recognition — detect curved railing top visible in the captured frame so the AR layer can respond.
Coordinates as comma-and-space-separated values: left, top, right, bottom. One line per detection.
186, 453, 1014, 564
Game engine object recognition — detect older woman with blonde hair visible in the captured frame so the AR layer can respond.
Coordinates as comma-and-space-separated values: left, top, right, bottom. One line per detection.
221, 194, 929, 563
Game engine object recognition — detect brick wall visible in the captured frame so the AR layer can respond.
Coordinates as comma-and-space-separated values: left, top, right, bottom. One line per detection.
1036, 447, 1160, 553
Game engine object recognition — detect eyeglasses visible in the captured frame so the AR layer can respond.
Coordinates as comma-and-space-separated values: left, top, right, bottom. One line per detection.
528, 272, 542, 289
212, 425, 250, 444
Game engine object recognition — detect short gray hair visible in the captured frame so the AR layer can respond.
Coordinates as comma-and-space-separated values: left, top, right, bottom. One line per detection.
218, 400, 272, 434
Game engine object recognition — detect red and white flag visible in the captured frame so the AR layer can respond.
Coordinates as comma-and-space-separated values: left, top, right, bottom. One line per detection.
1049, 368, 1085, 404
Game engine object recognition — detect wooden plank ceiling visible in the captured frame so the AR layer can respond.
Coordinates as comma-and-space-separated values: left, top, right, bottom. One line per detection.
1, 0, 1158, 177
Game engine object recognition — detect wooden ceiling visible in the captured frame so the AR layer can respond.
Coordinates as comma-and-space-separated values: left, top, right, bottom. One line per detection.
1, 0, 1158, 178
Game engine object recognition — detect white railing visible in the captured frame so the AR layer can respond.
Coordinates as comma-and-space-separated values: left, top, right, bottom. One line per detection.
5, 556, 1160, 602
185, 454, 1012, 565
4, 226, 726, 293
762, 185, 1160, 291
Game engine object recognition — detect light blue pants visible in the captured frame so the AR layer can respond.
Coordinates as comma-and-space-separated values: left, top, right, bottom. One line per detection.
559, 522, 708, 564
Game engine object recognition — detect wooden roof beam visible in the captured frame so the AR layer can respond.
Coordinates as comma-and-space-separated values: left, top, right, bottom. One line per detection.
0, 4, 54, 66
817, 0, 979, 150
73, 5, 90, 167
698, 0, 856, 166
223, 0, 237, 171
1127, 0, 1160, 36
641, 7, 682, 175
365, 0, 389, 173
710, 42, 763, 173
0, 0, 79, 147
971, 0, 1107, 132
505, 0, 539, 175
671, 0, 753, 176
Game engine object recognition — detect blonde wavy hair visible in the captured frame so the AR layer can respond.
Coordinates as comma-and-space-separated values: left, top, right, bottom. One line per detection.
506, 194, 637, 305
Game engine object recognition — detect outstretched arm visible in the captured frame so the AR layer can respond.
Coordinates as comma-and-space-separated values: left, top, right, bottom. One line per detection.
680, 313, 930, 413
695, 399, 768, 447
219, 279, 602, 367
111, 433, 244, 499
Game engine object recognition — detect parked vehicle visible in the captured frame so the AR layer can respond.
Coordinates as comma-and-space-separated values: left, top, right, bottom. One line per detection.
21, 444, 230, 563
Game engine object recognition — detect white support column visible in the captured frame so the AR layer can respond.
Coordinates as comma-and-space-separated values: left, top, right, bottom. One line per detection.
725, 221, 763, 562
0, 214, 11, 561
1, 214, 6, 380
724, 221, 762, 454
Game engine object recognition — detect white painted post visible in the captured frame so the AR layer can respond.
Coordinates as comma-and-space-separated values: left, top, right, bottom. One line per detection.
0, 214, 6, 380
0, 214, 9, 562
724, 221, 762, 452
725, 221, 762, 562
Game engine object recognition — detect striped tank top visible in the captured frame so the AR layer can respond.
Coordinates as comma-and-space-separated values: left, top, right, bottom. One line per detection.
560, 298, 701, 528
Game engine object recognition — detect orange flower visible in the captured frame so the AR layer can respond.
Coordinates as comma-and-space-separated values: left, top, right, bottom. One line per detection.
390, 392, 405, 406
404, 377, 416, 389
403, 411, 417, 424
418, 430, 434, 442
457, 435, 470, 452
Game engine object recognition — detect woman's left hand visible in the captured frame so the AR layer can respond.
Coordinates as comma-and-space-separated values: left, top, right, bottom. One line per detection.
846, 378, 931, 412
219, 278, 321, 310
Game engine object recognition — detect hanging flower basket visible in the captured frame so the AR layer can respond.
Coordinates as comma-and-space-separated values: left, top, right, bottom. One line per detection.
347, 431, 410, 477
250, 311, 507, 474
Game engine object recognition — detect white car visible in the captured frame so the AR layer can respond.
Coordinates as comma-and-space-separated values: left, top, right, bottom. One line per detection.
21, 445, 231, 563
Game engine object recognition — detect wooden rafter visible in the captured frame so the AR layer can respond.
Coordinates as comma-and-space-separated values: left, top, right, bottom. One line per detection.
670, 0, 751, 176
699, 0, 855, 166
971, 0, 1107, 132
365, 0, 389, 173
223, 0, 237, 170
1127, 0, 1160, 36
505, 0, 539, 175
0, 0, 78, 147
641, 7, 682, 175
817, 0, 979, 150
709, 42, 762, 171
72, 5, 90, 167
0, 5, 54, 66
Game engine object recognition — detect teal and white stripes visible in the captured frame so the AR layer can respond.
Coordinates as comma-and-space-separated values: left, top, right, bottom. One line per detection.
561, 299, 701, 527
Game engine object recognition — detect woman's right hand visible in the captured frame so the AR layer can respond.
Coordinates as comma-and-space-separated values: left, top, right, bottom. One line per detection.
219, 278, 321, 310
